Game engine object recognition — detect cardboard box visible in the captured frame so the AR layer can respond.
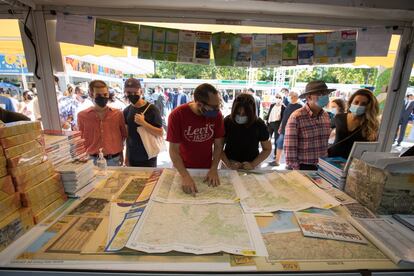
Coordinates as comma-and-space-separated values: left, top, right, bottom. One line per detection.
20, 174, 62, 206
345, 157, 414, 215
0, 193, 21, 221
0, 121, 42, 139
0, 130, 43, 149
13, 161, 55, 192
0, 175, 14, 200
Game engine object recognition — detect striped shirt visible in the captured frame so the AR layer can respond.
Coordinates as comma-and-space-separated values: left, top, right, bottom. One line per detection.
284, 104, 331, 169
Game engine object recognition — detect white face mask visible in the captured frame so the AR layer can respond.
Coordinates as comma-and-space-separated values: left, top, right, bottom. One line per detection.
275, 98, 282, 104
235, 115, 248, 124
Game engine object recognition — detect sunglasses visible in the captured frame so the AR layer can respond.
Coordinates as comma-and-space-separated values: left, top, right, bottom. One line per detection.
275, 96, 282, 99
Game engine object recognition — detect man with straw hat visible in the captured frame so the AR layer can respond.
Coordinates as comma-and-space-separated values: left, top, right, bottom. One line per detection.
284, 80, 334, 170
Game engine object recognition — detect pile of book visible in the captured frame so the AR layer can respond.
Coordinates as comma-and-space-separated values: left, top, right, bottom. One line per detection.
56, 160, 95, 196
43, 130, 87, 167
317, 157, 347, 190
0, 121, 67, 236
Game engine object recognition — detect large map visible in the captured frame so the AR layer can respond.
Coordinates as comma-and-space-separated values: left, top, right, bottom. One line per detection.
238, 171, 339, 213
152, 169, 239, 204
126, 201, 264, 256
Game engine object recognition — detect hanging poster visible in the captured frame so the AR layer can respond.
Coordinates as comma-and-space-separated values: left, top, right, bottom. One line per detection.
340, 30, 357, 63
356, 28, 392, 57
165, 29, 179, 62
211, 32, 236, 66
234, 34, 252, 67
314, 33, 328, 64
56, 13, 95, 46
327, 31, 341, 64
107, 21, 124, 48
178, 30, 196, 63
152, 27, 167, 61
282, 34, 298, 66
298, 33, 314, 65
138, 25, 153, 59
123, 23, 140, 47
94, 18, 111, 46
194, 32, 212, 65
251, 34, 267, 67
266, 34, 282, 67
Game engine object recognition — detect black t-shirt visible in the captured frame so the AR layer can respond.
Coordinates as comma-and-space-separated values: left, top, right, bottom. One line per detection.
224, 116, 269, 163
123, 103, 162, 162
0, 108, 30, 123
279, 103, 302, 134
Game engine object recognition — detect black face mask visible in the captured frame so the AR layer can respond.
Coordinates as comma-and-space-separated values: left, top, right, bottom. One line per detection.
81, 95, 88, 99
94, 96, 108, 108
27, 95, 33, 100
128, 94, 140, 105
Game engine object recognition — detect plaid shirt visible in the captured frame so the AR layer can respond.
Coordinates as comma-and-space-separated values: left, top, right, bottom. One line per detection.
284, 104, 331, 169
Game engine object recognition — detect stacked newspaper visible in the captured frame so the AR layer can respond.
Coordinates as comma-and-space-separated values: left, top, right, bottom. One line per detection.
56, 160, 95, 196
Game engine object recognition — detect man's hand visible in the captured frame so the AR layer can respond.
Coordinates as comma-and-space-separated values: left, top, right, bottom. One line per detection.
134, 113, 146, 125
182, 174, 198, 196
205, 168, 220, 187
242, 162, 255, 170
229, 161, 242, 170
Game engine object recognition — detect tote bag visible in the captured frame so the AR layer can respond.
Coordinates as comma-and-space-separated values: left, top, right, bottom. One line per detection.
136, 104, 165, 159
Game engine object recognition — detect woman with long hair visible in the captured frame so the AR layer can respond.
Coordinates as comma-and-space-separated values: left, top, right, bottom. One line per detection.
221, 94, 271, 170
328, 89, 379, 159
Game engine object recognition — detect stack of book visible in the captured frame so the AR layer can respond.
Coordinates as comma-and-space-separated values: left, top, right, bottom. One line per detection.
0, 121, 66, 227
56, 160, 95, 196
317, 157, 347, 190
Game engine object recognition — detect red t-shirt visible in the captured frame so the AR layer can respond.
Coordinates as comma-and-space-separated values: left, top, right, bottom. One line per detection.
167, 103, 225, 168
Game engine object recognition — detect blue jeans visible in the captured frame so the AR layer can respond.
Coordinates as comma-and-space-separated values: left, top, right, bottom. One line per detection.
276, 134, 285, 150
90, 155, 121, 166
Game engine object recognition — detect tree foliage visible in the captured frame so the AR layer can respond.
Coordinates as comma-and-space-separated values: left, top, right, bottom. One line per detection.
295, 67, 378, 85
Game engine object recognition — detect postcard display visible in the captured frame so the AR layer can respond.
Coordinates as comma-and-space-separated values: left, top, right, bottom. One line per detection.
94, 18, 357, 67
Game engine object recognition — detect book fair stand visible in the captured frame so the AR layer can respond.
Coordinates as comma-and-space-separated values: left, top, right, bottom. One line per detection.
0, 1, 414, 275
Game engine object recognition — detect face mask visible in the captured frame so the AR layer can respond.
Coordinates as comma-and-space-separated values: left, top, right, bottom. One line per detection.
128, 94, 140, 104
331, 107, 337, 115
349, 104, 366, 116
27, 95, 33, 100
275, 98, 282, 104
94, 96, 108, 108
316, 95, 329, 108
235, 115, 248, 124
287, 96, 292, 103
81, 95, 88, 99
202, 109, 219, 118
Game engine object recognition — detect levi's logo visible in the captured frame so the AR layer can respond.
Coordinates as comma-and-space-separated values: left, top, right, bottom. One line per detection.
184, 124, 215, 142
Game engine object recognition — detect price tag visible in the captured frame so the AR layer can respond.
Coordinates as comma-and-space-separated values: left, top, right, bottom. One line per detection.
281, 261, 300, 271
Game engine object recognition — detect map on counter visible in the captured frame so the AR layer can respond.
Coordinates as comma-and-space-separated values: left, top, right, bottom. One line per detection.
152, 169, 239, 204
238, 171, 339, 213
126, 201, 266, 256
256, 212, 300, 234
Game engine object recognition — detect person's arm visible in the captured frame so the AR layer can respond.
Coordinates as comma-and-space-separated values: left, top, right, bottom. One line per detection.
169, 142, 197, 195
243, 140, 272, 170
206, 137, 224, 186
134, 112, 163, 137
221, 151, 242, 170
284, 115, 299, 170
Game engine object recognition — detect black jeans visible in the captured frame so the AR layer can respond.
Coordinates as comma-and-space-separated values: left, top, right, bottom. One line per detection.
268, 121, 282, 154
129, 158, 157, 167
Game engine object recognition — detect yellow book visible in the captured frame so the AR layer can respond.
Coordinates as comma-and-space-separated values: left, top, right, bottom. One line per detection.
0, 121, 42, 139
0, 193, 21, 221
33, 197, 66, 224
20, 174, 62, 206
0, 130, 43, 149
0, 175, 14, 201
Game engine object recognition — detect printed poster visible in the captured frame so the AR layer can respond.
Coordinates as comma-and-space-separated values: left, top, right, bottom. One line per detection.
327, 31, 341, 64
282, 34, 298, 66
251, 34, 267, 67
107, 21, 124, 48
165, 29, 179, 62
212, 32, 236, 66
194, 32, 212, 65
314, 33, 328, 64
138, 25, 153, 59
266, 34, 282, 66
340, 30, 357, 63
56, 13, 95, 46
234, 34, 252, 67
356, 28, 392, 57
178, 30, 196, 63
94, 18, 111, 46
298, 33, 314, 65
123, 23, 140, 47
152, 27, 166, 61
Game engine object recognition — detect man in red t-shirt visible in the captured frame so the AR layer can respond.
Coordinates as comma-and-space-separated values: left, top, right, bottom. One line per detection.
167, 83, 225, 195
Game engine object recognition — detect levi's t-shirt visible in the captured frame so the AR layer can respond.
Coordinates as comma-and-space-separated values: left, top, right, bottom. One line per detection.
166, 103, 225, 168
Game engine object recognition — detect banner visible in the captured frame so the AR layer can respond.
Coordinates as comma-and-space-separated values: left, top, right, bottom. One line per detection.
298, 33, 314, 65
251, 34, 267, 67
282, 34, 298, 66
266, 34, 282, 67
212, 32, 236, 66
234, 34, 252, 67
178, 30, 196, 63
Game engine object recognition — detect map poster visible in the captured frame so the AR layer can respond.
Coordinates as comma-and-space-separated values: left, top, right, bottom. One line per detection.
340, 30, 357, 63
138, 25, 153, 59
165, 29, 179, 62
122, 23, 140, 47
211, 32, 236, 66
106, 21, 125, 48
295, 212, 368, 244
94, 18, 111, 46
251, 34, 267, 67
314, 33, 328, 64
178, 30, 196, 63
282, 34, 298, 66
194, 32, 212, 65
234, 34, 252, 67
266, 34, 282, 66
298, 33, 314, 65
327, 31, 342, 64
152, 27, 167, 61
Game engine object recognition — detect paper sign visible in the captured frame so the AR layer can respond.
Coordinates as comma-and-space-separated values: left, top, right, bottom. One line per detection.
152, 28, 166, 60
123, 23, 139, 47
94, 18, 111, 46
266, 34, 282, 66
298, 33, 314, 65
107, 21, 124, 48
234, 34, 252, 67
340, 30, 357, 63
212, 32, 236, 66
165, 29, 179, 62
194, 32, 212, 65
56, 13, 95, 46
357, 28, 392, 57
282, 34, 298, 66
138, 25, 153, 59
178, 30, 196, 63
314, 33, 328, 64
327, 31, 341, 64
251, 34, 267, 67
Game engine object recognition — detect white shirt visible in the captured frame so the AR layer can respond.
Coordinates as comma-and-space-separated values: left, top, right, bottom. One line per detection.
268, 104, 282, 122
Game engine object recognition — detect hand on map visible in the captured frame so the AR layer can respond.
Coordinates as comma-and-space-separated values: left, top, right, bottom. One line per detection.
205, 168, 220, 187
242, 162, 255, 170
182, 174, 198, 196
229, 161, 242, 170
